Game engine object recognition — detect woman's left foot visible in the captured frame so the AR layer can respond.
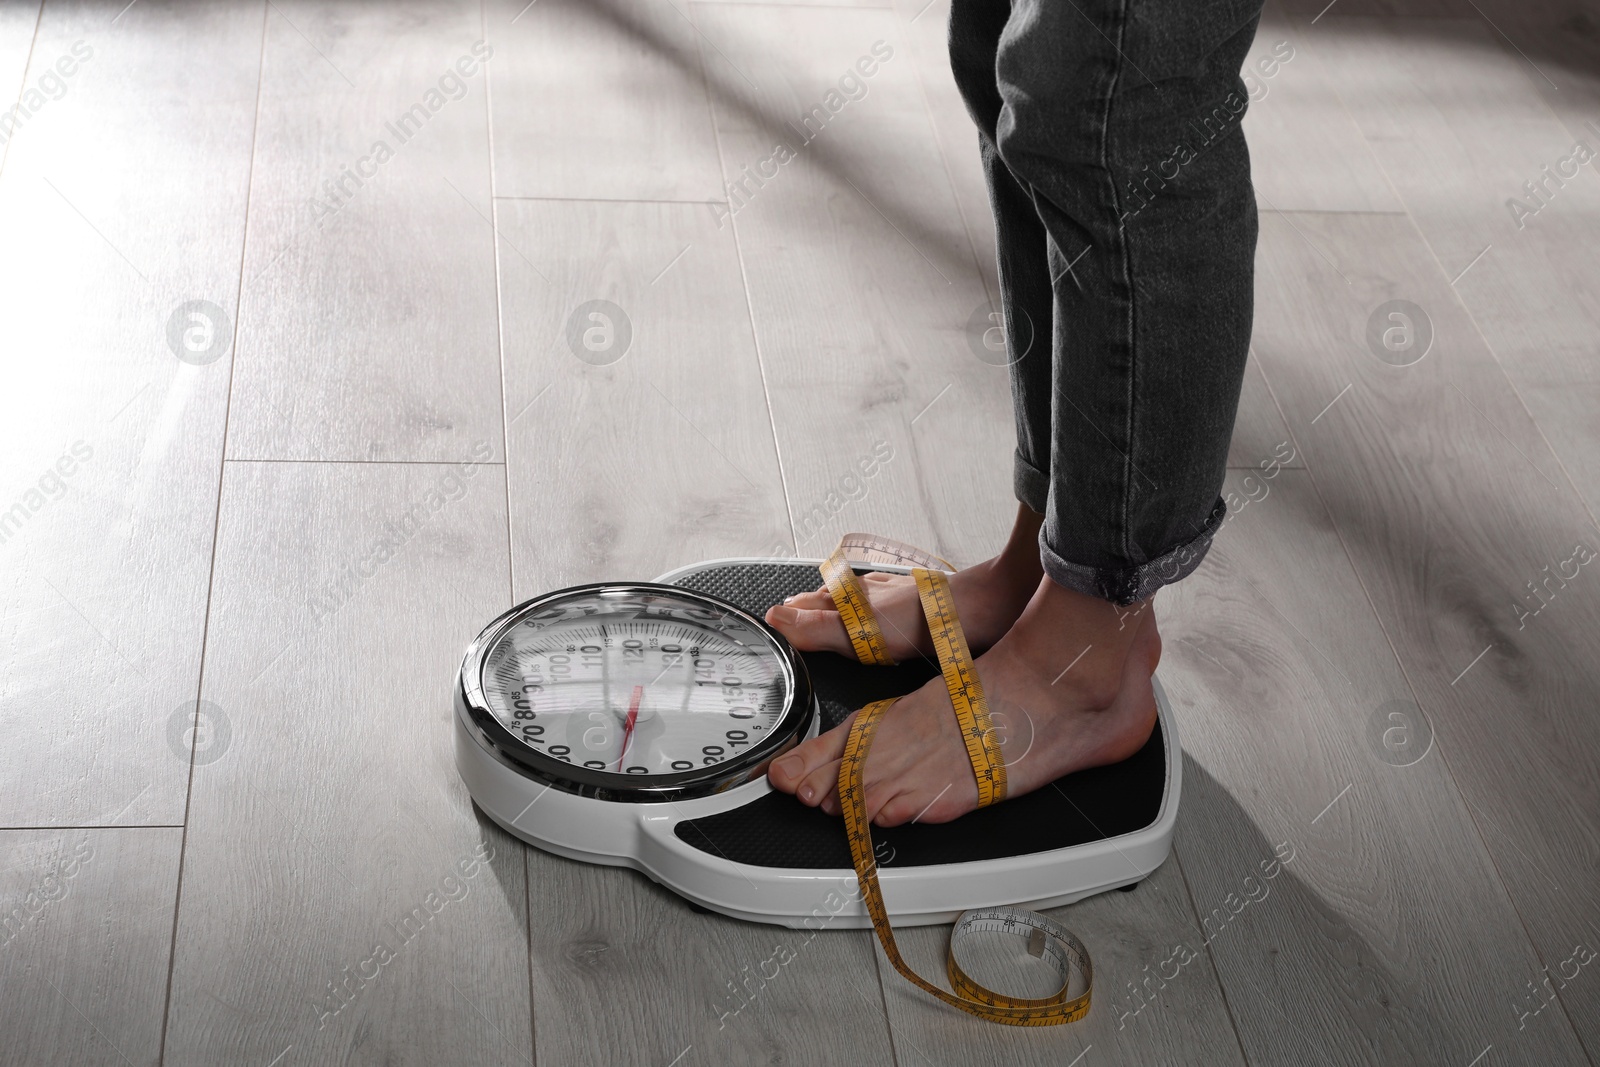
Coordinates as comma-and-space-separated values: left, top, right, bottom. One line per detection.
767, 575, 1161, 826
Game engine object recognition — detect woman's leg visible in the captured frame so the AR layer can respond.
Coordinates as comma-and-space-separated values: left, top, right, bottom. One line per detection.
771, 0, 1265, 823
997, 0, 1264, 604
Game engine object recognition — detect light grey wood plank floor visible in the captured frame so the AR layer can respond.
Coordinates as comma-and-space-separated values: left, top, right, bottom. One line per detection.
493, 195, 792, 581
0, 828, 182, 1067
0, 0, 260, 827
1252, 208, 1600, 1059
1166, 468, 1587, 1064
1312, 14, 1600, 533
888, 0, 1001, 310
487, 0, 725, 201
7, 1, 1600, 1064
694, 1, 1014, 566
226, 0, 503, 463
162, 460, 532, 1066
1241, 0, 1404, 215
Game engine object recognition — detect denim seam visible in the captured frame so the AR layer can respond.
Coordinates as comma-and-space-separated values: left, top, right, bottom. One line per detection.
1105, 0, 1135, 566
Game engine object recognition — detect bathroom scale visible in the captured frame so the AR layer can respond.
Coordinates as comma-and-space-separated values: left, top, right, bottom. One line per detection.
452, 556, 1180, 931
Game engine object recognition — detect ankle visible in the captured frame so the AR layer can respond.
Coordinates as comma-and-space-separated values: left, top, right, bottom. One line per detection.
1059, 678, 1123, 714
1002, 581, 1156, 696
993, 534, 1044, 586
991, 504, 1045, 576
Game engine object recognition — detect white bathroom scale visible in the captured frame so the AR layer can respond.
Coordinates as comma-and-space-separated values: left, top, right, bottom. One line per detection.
453, 557, 1180, 929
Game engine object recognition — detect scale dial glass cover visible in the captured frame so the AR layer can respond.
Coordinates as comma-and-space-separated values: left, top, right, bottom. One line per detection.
460, 584, 813, 800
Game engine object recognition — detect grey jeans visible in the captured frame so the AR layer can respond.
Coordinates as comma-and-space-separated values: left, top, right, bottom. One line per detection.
950, 0, 1265, 605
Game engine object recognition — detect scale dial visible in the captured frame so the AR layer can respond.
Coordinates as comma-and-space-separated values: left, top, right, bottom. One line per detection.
457, 584, 815, 801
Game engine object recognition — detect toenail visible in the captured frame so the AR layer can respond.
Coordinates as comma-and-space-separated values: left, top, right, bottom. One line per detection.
800, 784, 815, 803
773, 755, 803, 778
769, 605, 797, 624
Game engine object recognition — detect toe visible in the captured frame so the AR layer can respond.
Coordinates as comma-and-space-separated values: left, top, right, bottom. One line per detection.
782, 590, 836, 610
767, 712, 855, 795
801, 759, 844, 810
870, 795, 917, 828
765, 604, 854, 655
872, 782, 970, 827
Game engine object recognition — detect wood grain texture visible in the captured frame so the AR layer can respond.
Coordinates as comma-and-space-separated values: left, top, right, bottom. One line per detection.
1252, 208, 1600, 1057
1311, 14, 1600, 528
227, 0, 503, 463
494, 196, 791, 584
487, 0, 725, 201
695, 3, 1014, 566
1241, 0, 1403, 215
877, 848, 1247, 1066
163, 460, 532, 1066
1227, 357, 1302, 470
0, 828, 182, 1067
492, 193, 899, 1067
526, 850, 896, 1067
0, 0, 261, 826
1164, 468, 1586, 1064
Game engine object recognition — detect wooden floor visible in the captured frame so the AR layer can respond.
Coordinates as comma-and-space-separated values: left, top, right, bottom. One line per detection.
2, 0, 1598, 1063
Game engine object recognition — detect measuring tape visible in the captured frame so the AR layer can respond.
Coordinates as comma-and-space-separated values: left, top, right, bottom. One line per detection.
819, 534, 954, 668
822, 536, 1093, 1026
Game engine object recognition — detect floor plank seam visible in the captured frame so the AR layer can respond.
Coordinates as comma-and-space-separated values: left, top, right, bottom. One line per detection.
0, 824, 186, 831
1170, 849, 1255, 1066
225, 457, 508, 466
1256, 206, 1410, 217
1251, 333, 1598, 1066
483, 0, 539, 1059
491, 194, 730, 206
1451, 794, 1600, 1067
1394, 212, 1600, 538
1287, 13, 1600, 539
692, 8, 801, 559
157, 5, 272, 1064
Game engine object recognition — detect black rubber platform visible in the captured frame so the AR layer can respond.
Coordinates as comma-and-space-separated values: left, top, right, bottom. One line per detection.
668, 561, 1166, 869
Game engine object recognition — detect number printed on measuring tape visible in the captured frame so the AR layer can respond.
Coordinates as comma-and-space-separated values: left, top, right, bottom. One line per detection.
819, 536, 1091, 1026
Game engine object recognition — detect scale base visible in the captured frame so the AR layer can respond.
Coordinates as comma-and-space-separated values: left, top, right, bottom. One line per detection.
456, 558, 1180, 928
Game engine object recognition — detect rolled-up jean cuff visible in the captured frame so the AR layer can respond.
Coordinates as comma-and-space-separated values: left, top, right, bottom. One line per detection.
1013, 450, 1050, 515
1039, 498, 1228, 606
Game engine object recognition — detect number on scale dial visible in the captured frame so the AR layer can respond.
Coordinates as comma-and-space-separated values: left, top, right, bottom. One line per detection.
482, 610, 788, 779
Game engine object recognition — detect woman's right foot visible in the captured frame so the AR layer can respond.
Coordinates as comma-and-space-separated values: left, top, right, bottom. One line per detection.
764, 504, 1045, 661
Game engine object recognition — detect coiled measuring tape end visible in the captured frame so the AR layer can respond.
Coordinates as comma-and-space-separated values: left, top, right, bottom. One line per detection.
839, 699, 1092, 1026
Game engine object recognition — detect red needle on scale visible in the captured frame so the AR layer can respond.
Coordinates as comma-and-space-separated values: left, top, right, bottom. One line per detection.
616, 685, 644, 771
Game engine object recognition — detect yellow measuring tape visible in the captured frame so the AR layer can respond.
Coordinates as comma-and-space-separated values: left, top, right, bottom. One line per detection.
819, 534, 955, 667
820, 535, 1093, 1026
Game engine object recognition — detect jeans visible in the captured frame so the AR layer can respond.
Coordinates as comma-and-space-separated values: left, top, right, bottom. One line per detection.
950, 0, 1265, 605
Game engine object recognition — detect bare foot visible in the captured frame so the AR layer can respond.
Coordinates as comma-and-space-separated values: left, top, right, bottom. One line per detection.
765, 505, 1045, 661
767, 575, 1161, 826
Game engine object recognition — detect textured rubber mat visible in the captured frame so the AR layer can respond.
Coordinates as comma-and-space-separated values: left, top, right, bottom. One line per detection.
668, 561, 1166, 869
